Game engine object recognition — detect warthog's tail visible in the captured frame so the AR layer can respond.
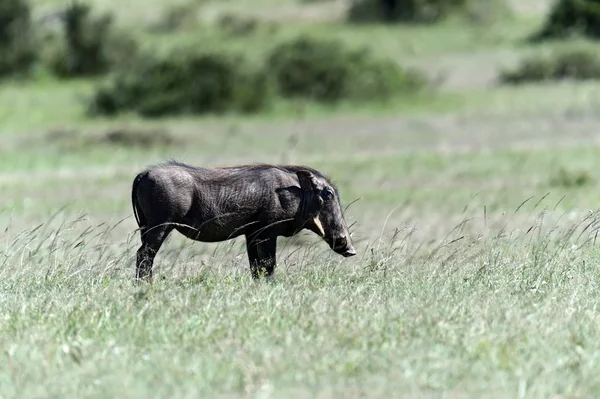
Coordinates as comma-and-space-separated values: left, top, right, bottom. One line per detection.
131, 171, 147, 231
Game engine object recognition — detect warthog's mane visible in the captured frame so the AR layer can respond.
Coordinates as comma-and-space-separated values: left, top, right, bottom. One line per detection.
154, 159, 341, 196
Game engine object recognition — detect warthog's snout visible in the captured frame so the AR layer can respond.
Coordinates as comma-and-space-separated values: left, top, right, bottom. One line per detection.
341, 247, 357, 257
329, 236, 357, 257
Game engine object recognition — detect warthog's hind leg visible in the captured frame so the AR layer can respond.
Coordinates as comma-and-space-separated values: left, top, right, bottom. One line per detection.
136, 224, 174, 283
245, 235, 277, 279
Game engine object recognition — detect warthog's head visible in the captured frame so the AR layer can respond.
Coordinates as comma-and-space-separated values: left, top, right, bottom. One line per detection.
296, 170, 356, 258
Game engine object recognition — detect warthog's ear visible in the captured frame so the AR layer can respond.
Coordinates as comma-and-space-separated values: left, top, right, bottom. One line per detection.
296, 170, 319, 192
297, 170, 325, 236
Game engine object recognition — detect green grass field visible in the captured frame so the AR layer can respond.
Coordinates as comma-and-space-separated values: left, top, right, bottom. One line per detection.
3, 0, 600, 397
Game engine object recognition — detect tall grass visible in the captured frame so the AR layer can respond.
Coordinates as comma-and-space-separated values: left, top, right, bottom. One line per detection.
1, 200, 600, 398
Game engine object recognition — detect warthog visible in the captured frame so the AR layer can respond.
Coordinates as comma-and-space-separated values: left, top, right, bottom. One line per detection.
131, 161, 357, 281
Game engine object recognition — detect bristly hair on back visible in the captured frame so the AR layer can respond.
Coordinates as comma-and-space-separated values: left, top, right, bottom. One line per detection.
159, 159, 207, 171
239, 163, 340, 195
148, 159, 340, 194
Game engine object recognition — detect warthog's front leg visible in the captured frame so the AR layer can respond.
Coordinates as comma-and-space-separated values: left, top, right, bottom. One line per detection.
245, 235, 277, 279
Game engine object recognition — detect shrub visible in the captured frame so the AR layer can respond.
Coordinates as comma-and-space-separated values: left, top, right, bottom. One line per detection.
549, 167, 593, 188
267, 36, 426, 103
533, 0, 600, 40
347, 0, 467, 24
88, 50, 271, 118
0, 0, 37, 78
44, 2, 138, 78
499, 48, 600, 84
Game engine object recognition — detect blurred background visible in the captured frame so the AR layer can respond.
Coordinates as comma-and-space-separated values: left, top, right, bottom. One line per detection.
2, 0, 600, 264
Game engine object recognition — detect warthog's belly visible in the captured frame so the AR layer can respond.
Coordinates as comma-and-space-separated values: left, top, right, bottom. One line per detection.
174, 213, 259, 243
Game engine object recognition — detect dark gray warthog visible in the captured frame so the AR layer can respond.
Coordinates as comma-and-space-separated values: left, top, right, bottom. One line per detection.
131, 161, 357, 281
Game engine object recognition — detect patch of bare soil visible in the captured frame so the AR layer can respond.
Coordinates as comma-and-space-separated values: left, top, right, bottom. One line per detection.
200, 0, 348, 24
413, 49, 522, 91
507, 0, 552, 16
260, 1, 348, 23
233, 110, 600, 156
4, 109, 599, 187
41, 126, 182, 150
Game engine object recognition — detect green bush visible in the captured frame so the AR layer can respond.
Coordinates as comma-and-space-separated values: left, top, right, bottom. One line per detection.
89, 36, 429, 118
267, 36, 426, 103
0, 0, 37, 78
44, 2, 138, 78
533, 0, 600, 40
499, 48, 600, 84
549, 167, 593, 188
88, 50, 271, 118
347, 0, 467, 24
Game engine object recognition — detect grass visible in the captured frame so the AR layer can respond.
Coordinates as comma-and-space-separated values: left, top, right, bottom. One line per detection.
4, 0, 600, 397
2, 205, 600, 398
3, 118, 600, 397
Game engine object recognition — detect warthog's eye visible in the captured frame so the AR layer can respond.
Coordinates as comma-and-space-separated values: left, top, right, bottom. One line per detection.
321, 188, 334, 201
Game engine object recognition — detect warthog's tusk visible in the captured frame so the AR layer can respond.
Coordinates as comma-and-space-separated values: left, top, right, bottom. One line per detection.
313, 216, 325, 236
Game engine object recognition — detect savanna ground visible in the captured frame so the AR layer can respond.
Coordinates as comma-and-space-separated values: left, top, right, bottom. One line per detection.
3, 0, 600, 397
